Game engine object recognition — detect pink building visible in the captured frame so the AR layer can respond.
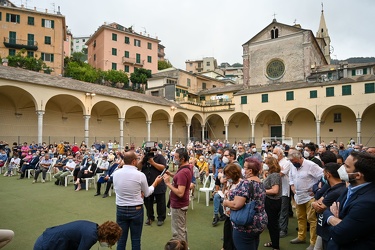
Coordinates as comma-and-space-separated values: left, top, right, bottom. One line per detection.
86, 22, 161, 74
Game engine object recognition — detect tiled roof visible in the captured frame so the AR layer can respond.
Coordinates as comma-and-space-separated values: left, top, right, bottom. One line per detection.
0, 65, 179, 107
198, 84, 244, 95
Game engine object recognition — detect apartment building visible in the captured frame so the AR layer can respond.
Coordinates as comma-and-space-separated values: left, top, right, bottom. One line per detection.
185, 57, 217, 73
0, 0, 66, 75
86, 22, 161, 74
72, 36, 90, 53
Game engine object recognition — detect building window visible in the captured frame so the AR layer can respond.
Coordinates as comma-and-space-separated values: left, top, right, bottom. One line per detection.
202, 82, 206, 90
147, 42, 152, 49
213, 85, 216, 88
200, 96, 205, 101
334, 113, 342, 123
363, 68, 368, 75
6, 13, 20, 23
112, 33, 117, 41
124, 51, 129, 58
27, 51, 34, 57
271, 27, 279, 39
75, 45, 79, 50
286, 91, 294, 101
0, 12, 2, 21
134, 39, 141, 47
93, 54, 96, 61
93, 40, 96, 48
125, 36, 130, 44
310, 90, 317, 98
82, 39, 85, 42
365, 83, 375, 94
261, 94, 268, 103
147, 56, 152, 63
44, 36, 51, 45
326, 87, 334, 97
124, 65, 129, 72
187, 78, 191, 87
27, 34, 34, 46
207, 61, 210, 66
42, 19, 54, 28
266, 59, 285, 79
41, 53, 54, 62
9, 49, 16, 56
112, 48, 117, 56
136, 53, 141, 64
9, 31, 16, 44
241, 96, 247, 104
27, 16, 34, 25
112, 62, 117, 70
342, 85, 351, 96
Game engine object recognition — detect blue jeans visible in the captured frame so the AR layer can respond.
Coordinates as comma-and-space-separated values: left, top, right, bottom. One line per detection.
232, 229, 260, 250
116, 205, 144, 250
213, 193, 223, 215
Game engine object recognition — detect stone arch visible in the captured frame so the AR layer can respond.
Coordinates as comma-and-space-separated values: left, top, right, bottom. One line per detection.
151, 109, 171, 143
124, 106, 149, 146
361, 103, 375, 146
285, 108, 316, 143
205, 114, 225, 141
227, 112, 251, 143
190, 114, 204, 141
254, 110, 282, 145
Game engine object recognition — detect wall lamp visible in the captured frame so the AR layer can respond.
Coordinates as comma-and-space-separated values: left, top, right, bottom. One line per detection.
170, 106, 176, 111
85, 93, 96, 97
287, 120, 293, 125
14, 112, 22, 118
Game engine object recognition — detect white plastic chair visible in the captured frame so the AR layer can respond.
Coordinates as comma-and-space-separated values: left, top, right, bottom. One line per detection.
198, 173, 215, 206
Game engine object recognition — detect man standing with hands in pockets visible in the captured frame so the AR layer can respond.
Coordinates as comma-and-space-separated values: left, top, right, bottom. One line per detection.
163, 148, 192, 245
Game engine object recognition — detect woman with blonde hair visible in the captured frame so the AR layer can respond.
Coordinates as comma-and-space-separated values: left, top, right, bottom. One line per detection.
263, 156, 282, 250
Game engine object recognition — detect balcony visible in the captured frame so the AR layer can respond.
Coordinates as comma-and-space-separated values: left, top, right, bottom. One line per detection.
158, 51, 165, 58
122, 57, 144, 66
175, 96, 234, 112
3, 37, 38, 51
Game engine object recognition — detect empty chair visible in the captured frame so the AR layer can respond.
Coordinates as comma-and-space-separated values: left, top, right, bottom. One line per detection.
198, 173, 215, 206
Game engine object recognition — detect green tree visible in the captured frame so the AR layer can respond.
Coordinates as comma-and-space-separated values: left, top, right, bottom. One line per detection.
158, 60, 173, 70
104, 70, 129, 87
130, 68, 152, 90
7, 49, 46, 72
232, 62, 243, 67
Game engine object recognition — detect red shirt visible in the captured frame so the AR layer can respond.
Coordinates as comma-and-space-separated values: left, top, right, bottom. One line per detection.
170, 164, 192, 209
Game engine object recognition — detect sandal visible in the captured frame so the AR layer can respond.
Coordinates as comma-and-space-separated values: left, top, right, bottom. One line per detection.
264, 242, 273, 247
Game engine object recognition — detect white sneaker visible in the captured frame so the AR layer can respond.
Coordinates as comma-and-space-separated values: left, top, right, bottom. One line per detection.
42, 179, 45, 183
32, 180, 36, 183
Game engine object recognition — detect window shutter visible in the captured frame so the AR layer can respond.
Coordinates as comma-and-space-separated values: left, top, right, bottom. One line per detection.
51, 20, 54, 28
352, 69, 356, 76
50, 54, 54, 62
6, 13, 10, 22
363, 68, 367, 74
42, 19, 45, 27
16, 15, 20, 23
41, 53, 45, 60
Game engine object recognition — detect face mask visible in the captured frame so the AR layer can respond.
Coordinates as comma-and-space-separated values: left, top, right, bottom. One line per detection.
337, 165, 357, 183
99, 242, 109, 248
263, 164, 269, 171
238, 151, 244, 156
252, 148, 257, 153
88, 161, 92, 164
296, 146, 301, 151
303, 151, 310, 158
292, 162, 301, 168
222, 156, 229, 164
216, 153, 222, 158
199, 159, 203, 162
322, 175, 328, 185
272, 154, 278, 160
227, 178, 233, 184
173, 159, 180, 166
354, 149, 360, 152
68, 159, 73, 163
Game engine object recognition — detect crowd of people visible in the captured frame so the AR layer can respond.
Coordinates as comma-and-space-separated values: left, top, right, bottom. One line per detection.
1, 138, 375, 250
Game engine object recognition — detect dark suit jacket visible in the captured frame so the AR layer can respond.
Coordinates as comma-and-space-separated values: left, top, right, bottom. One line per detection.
323, 182, 375, 250
29, 156, 40, 168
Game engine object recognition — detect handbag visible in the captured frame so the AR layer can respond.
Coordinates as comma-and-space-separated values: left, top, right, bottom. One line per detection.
230, 181, 256, 226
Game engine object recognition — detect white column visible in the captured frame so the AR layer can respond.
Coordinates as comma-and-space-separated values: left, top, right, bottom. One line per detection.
83, 115, 90, 146
356, 118, 362, 144
186, 123, 191, 144
119, 118, 124, 150
224, 123, 229, 142
36, 110, 45, 145
201, 125, 205, 142
281, 121, 286, 142
146, 121, 151, 141
251, 123, 255, 142
316, 120, 321, 145
169, 122, 173, 146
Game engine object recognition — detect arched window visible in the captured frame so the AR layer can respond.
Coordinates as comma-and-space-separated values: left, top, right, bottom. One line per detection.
271, 27, 279, 39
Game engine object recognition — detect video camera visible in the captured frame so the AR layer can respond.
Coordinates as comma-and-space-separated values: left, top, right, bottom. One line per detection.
143, 141, 156, 163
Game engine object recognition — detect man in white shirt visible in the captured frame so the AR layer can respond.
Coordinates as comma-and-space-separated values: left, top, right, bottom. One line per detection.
113, 151, 162, 250
288, 149, 323, 250
273, 147, 293, 238
53, 156, 76, 185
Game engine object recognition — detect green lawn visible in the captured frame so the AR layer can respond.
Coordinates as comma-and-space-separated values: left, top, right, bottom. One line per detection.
0, 172, 312, 249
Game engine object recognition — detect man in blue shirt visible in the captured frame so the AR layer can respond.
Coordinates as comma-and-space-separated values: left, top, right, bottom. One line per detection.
212, 147, 225, 178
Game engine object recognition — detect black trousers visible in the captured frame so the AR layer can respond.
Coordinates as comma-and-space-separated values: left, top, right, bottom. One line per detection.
96, 179, 113, 194
144, 192, 166, 222
223, 216, 236, 250
265, 197, 282, 249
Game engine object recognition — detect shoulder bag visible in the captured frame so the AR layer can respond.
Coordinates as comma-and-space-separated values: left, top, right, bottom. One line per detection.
230, 181, 256, 226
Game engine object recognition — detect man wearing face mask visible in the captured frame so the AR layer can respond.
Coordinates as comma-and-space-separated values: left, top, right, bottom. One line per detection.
236, 144, 250, 168
288, 149, 323, 250
54, 156, 76, 185
304, 143, 323, 168
311, 162, 346, 250
322, 151, 375, 250
247, 143, 263, 162
212, 147, 225, 178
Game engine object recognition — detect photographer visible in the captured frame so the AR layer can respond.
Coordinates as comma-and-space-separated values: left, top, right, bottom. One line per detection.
138, 146, 167, 226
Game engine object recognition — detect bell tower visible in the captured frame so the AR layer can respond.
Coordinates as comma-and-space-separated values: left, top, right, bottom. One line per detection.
316, 4, 331, 64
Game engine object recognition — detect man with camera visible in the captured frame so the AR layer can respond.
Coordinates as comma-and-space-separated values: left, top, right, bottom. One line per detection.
138, 145, 167, 226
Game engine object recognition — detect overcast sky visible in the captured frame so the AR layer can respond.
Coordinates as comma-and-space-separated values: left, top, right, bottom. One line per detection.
17, 0, 375, 68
